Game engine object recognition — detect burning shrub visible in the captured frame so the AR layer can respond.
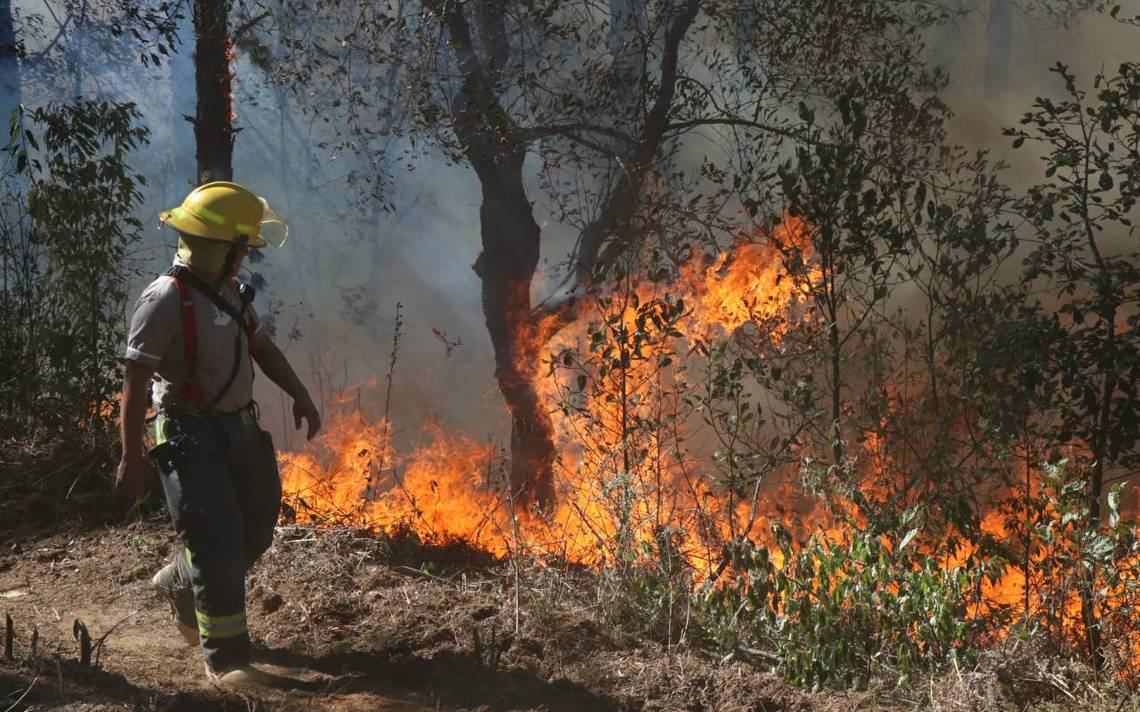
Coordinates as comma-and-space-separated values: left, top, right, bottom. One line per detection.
702, 510, 1001, 691
1011, 459, 1140, 683
271, 57, 1140, 697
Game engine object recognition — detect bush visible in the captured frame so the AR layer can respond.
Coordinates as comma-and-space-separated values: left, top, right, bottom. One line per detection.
703, 509, 1001, 690
0, 101, 149, 441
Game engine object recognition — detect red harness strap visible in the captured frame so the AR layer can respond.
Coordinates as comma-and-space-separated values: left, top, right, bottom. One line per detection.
169, 276, 206, 410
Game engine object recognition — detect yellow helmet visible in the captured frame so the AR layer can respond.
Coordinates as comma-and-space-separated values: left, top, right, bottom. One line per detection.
160, 181, 288, 248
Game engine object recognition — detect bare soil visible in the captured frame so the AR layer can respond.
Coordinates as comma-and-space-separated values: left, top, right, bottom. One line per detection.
0, 443, 904, 711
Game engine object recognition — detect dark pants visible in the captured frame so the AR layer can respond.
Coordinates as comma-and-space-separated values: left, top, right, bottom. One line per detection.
150, 405, 281, 673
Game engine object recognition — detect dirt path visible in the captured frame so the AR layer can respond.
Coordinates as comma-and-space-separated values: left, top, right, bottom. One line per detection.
1, 523, 440, 711
2, 513, 840, 712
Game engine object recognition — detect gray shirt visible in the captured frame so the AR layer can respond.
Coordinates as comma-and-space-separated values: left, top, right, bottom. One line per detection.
124, 258, 264, 412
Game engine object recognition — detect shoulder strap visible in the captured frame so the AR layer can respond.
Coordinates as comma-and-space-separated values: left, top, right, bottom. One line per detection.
165, 265, 254, 337
168, 275, 206, 410
167, 266, 256, 412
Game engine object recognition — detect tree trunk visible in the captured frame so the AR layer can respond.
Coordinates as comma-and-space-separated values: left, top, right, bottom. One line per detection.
433, 0, 698, 512
432, 0, 558, 510
927, 0, 965, 74
0, 0, 24, 415
72, 0, 88, 97
471, 153, 556, 510
193, 0, 234, 183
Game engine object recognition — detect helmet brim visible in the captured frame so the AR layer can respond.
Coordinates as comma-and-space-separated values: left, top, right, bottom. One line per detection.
160, 208, 275, 249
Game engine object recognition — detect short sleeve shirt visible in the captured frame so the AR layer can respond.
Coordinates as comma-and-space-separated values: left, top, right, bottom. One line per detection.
124, 258, 264, 412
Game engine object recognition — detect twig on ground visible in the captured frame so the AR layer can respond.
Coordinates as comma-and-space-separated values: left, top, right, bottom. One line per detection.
395, 565, 466, 589
33, 439, 115, 491
29, 455, 90, 488
283, 536, 319, 545
65, 442, 116, 500
733, 645, 781, 665
3, 675, 37, 712
90, 610, 140, 667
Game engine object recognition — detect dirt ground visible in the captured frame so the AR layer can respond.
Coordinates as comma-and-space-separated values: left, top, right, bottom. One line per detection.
1, 515, 858, 712
0, 446, 913, 711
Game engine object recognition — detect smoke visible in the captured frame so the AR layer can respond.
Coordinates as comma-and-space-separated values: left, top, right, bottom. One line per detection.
935, 6, 1137, 180
221, 73, 503, 445
8, 0, 1136, 454
242, 148, 501, 449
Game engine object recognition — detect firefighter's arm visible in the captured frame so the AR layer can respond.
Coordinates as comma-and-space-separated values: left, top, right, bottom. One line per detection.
116, 359, 157, 498
249, 330, 322, 440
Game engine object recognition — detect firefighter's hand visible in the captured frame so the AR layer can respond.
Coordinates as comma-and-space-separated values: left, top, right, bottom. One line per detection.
293, 396, 321, 440
114, 455, 147, 499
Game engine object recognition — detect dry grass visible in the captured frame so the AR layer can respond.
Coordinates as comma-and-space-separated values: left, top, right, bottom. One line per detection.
924, 636, 1137, 712
5, 514, 1139, 711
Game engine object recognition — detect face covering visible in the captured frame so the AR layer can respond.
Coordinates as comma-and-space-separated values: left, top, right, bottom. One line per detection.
177, 234, 234, 275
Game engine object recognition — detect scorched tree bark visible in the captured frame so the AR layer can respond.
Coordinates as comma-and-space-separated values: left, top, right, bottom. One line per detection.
192, 0, 233, 183
427, 0, 555, 508
423, 0, 700, 511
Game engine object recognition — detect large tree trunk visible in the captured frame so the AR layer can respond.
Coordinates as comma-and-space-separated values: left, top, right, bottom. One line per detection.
472, 152, 556, 510
193, 0, 234, 183
433, 0, 698, 512
0, 0, 25, 416
432, 0, 558, 510
72, 0, 88, 96
927, 0, 965, 74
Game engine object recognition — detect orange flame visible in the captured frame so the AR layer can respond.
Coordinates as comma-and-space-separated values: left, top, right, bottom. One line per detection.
275, 212, 1140, 677
279, 215, 817, 571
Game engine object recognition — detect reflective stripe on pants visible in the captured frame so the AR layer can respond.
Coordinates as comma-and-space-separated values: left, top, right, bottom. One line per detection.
151, 406, 281, 673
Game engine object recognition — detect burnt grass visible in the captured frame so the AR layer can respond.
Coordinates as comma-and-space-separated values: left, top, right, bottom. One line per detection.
1, 442, 1135, 712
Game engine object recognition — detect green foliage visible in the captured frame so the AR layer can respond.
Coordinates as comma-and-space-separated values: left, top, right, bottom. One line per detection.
702, 510, 999, 690
977, 61, 1140, 667
1000, 62, 1140, 475
550, 271, 692, 574
1002, 459, 1140, 678
0, 101, 149, 440
596, 530, 693, 645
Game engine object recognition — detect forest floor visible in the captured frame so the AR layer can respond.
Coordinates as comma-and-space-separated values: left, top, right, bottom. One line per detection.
0, 442, 1132, 712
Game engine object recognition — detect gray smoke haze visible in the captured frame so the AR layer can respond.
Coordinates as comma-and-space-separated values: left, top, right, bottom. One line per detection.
6, 0, 1137, 453
936, 6, 1137, 179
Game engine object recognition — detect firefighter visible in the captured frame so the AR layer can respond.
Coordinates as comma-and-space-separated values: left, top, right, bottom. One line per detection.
115, 181, 321, 688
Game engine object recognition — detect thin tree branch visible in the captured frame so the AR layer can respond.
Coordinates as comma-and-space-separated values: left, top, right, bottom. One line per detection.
519, 122, 638, 145
233, 9, 271, 40
569, 0, 702, 286
665, 117, 803, 142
